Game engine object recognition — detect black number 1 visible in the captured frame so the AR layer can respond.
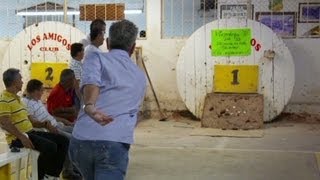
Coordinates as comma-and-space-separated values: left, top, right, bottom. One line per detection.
231, 69, 239, 85
45, 67, 53, 81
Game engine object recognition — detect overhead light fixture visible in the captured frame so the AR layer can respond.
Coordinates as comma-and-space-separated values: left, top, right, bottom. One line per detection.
16, 11, 80, 16
124, 10, 142, 14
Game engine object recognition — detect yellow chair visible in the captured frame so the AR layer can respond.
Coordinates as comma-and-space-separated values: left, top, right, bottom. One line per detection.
0, 149, 39, 180
0, 164, 11, 179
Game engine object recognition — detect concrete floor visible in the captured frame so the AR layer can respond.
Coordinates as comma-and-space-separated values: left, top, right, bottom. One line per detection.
127, 117, 320, 180
1, 115, 320, 180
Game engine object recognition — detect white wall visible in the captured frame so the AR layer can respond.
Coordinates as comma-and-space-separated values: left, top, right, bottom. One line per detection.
0, 0, 319, 114
136, 0, 187, 111
284, 39, 320, 114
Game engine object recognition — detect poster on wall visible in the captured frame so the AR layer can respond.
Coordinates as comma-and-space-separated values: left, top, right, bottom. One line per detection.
211, 28, 251, 56
269, 0, 283, 12
256, 12, 296, 38
298, 3, 320, 23
220, 4, 254, 19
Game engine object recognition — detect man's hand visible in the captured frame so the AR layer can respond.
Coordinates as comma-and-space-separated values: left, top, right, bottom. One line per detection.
85, 105, 113, 126
19, 135, 34, 149
90, 110, 113, 126
55, 117, 74, 126
59, 118, 73, 126
46, 122, 58, 134
0, 116, 34, 149
63, 120, 74, 126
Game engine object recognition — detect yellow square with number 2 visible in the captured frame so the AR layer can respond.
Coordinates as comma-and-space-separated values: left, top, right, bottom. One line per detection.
214, 65, 259, 93
31, 62, 68, 88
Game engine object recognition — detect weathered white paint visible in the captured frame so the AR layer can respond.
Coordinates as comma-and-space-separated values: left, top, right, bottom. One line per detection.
0, 0, 319, 116
176, 18, 295, 122
0, 21, 85, 92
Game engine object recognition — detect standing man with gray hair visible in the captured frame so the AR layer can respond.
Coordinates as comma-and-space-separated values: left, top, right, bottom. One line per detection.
69, 19, 146, 180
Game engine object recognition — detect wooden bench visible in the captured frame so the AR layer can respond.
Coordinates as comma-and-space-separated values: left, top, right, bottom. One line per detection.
0, 149, 39, 180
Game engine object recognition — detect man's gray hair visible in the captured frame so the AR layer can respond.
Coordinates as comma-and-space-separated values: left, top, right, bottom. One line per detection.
3, 68, 20, 88
109, 19, 138, 51
60, 69, 75, 84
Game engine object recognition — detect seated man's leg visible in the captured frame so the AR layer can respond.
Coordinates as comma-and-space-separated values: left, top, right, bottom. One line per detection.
56, 123, 73, 139
57, 128, 72, 139
28, 131, 69, 178
54, 125, 81, 179
57, 122, 73, 133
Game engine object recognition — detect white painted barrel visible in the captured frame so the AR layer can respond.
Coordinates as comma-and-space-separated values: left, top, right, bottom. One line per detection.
176, 18, 295, 122
0, 21, 85, 91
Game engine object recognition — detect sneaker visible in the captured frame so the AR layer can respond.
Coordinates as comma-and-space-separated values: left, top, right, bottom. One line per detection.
43, 174, 60, 180
62, 170, 82, 180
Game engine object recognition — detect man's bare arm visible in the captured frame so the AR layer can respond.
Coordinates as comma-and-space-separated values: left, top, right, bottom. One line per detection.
52, 107, 77, 119
28, 115, 58, 134
54, 116, 73, 126
0, 115, 27, 140
0, 115, 34, 149
28, 115, 47, 128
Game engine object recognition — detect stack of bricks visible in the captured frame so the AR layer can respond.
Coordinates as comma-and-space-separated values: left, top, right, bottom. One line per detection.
201, 93, 264, 130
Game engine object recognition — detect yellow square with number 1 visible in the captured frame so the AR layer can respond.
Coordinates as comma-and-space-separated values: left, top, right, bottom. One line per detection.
214, 65, 259, 93
31, 62, 68, 88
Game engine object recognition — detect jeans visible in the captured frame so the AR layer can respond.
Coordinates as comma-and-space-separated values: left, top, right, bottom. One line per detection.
69, 137, 130, 180
10, 131, 69, 179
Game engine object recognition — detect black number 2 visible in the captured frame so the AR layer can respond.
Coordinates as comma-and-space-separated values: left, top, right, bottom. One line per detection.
231, 69, 239, 85
45, 67, 53, 81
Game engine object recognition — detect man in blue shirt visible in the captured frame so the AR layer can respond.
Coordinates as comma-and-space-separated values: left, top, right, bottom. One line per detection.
69, 19, 146, 180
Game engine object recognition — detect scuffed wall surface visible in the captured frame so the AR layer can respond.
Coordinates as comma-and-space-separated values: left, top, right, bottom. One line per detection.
284, 39, 320, 114
284, 39, 320, 104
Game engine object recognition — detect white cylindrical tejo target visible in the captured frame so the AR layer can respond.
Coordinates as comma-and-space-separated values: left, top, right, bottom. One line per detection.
176, 18, 295, 122
0, 21, 85, 91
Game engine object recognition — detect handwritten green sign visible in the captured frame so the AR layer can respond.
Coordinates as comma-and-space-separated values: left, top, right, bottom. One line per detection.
211, 28, 251, 56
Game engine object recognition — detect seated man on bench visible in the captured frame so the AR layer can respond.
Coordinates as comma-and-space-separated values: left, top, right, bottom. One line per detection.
47, 69, 79, 124
23, 79, 81, 179
23, 79, 73, 138
0, 68, 68, 180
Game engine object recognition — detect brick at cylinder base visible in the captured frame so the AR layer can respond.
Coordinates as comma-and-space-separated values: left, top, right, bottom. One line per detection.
201, 93, 264, 130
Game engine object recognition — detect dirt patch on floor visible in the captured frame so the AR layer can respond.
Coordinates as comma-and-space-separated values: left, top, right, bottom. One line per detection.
170, 110, 199, 121
273, 112, 320, 124
266, 112, 320, 132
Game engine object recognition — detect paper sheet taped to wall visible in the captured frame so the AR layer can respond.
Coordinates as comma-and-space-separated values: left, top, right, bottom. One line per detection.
211, 28, 251, 56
